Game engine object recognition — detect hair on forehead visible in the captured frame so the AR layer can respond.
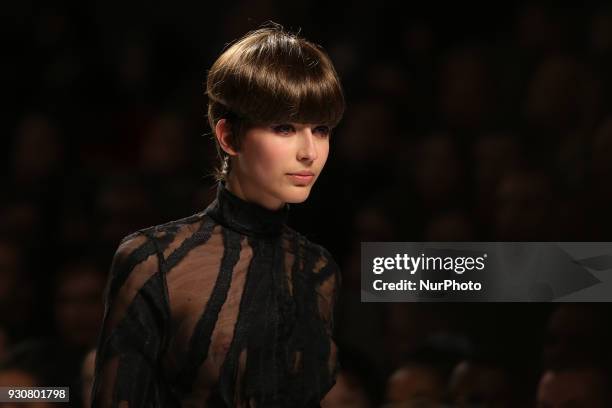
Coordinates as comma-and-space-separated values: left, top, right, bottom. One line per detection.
206, 24, 345, 128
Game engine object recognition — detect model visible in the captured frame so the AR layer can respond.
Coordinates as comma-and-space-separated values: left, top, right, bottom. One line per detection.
91, 24, 345, 407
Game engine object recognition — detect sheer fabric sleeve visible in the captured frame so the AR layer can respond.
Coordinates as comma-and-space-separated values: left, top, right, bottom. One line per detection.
313, 247, 342, 396
91, 232, 167, 408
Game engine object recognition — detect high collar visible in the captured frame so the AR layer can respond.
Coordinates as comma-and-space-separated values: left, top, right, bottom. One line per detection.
204, 182, 289, 237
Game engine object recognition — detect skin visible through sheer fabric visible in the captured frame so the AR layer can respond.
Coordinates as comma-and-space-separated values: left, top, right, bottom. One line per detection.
92, 184, 340, 407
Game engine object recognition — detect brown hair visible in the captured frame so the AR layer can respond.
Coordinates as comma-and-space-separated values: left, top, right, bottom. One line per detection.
206, 23, 345, 181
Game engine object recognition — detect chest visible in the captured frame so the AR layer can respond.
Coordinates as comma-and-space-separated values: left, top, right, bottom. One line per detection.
163, 248, 311, 382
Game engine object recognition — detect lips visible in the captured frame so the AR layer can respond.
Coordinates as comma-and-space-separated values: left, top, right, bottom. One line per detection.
287, 171, 315, 185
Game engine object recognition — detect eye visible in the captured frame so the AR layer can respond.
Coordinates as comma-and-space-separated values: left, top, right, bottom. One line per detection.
313, 125, 331, 138
271, 124, 295, 135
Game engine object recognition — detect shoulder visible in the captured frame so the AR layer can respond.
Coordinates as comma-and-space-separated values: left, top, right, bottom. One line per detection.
106, 231, 159, 303
136, 211, 210, 242
111, 232, 155, 274
119, 211, 214, 255
108, 212, 211, 295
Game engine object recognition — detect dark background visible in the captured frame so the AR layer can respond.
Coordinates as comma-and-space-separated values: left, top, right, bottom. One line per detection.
2, 1, 612, 406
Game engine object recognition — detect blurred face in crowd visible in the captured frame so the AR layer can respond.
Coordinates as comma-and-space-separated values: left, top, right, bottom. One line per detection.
537, 369, 609, 408
0, 241, 35, 329
543, 304, 609, 367
438, 48, 491, 129
495, 170, 553, 240
81, 349, 96, 408
386, 365, 445, 406
0, 369, 47, 408
216, 119, 331, 210
0, 327, 8, 361
425, 211, 474, 241
97, 181, 153, 245
592, 117, 612, 178
449, 360, 514, 408
12, 114, 64, 182
473, 134, 521, 196
0, 242, 21, 302
321, 371, 370, 408
413, 135, 463, 208
337, 101, 394, 163
524, 56, 583, 130
54, 264, 106, 348
140, 114, 188, 174
0, 369, 37, 387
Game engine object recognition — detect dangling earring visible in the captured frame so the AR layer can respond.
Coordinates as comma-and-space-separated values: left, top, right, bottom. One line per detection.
221, 155, 229, 177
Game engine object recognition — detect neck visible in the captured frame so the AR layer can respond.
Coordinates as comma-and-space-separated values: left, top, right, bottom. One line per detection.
226, 172, 285, 211
204, 181, 289, 237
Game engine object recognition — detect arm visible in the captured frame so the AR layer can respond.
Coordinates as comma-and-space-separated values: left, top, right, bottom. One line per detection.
91, 232, 166, 408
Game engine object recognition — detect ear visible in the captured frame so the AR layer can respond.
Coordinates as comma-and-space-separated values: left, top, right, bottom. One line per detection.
215, 119, 239, 156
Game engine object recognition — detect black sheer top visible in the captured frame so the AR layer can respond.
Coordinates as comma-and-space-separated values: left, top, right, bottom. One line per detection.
91, 183, 341, 407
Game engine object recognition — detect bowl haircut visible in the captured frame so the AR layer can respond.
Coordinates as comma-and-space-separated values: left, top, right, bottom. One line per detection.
206, 25, 345, 180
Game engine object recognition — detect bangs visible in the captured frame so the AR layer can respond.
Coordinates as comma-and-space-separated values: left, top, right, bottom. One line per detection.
207, 29, 345, 128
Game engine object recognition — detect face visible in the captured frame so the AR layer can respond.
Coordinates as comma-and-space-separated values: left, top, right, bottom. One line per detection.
386, 366, 444, 405
321, 372, 370, 408
0, 369, 47, 408
81, 349, 97, 408
449, 361, 513, 407
225, 122, 331, 210
537, 369, 608, 408
54, 266, 106, 348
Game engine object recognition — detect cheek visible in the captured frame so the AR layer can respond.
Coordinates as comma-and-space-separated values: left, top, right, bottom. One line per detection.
319, 140, 330, 167
243, 137, 293, 174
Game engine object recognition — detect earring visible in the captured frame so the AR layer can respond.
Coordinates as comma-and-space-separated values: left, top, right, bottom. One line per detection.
221, 155, 229, 176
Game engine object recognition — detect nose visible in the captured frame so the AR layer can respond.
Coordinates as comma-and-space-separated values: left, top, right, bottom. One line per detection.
297, 128, 318, 162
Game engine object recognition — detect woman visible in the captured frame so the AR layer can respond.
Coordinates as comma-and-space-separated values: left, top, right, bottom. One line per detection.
92, 25, 345, 407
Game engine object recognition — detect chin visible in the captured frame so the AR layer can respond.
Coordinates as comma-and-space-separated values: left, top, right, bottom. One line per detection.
281, 187, 313, 204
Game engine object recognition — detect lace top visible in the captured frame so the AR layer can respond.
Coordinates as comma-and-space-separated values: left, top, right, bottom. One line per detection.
91, 183, 341, 407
